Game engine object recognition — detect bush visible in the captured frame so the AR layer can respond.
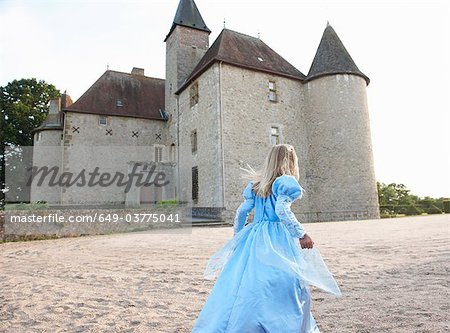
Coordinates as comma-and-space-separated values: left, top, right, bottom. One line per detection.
443, 200, 450, 213
5, 201, 48, 210
424, 204, 442, 214
152, 199, 179, 209
404, 204, 424, 216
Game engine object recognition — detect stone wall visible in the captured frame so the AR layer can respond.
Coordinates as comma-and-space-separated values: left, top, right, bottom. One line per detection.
305, 74, 380, 220
177, 63, 224, 208
30, 130, 63, 204
165, 24, 210, 167
220, 63, 309, 220
1, 206, 191, 242
59, 112, 172, 205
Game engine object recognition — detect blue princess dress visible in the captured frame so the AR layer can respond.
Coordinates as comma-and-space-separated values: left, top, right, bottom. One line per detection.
191, 174, 342, 333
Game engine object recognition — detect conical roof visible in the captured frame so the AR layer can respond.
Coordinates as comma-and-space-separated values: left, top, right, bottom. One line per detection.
164, 0, 211, 41
307, 24, 370, 85
176, 29, 305, 94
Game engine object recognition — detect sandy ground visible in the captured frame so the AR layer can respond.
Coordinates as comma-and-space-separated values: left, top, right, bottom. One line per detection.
0, 214, 449, 333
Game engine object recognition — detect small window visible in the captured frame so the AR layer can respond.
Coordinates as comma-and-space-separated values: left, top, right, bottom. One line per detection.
190, 82, 199, 107
35, 132, 41, 141
170, 143, 176, 162
270, 126, 280, 145
192, 166, 198, 203
155, 146, 163, 162
116, 99, 124, 107
99, 116, 108, 126
269, 81, 276, 90
268, 80, 278, 102
191, 129, 197, 153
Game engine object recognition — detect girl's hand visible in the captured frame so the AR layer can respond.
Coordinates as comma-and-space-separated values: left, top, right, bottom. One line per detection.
299, 233, 314, 249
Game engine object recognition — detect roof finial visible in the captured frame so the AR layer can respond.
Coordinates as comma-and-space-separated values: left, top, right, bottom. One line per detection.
223, 18, 226, 28
327, 20, 330, 27
107, 63, 109, 70
257, 29, 260, 39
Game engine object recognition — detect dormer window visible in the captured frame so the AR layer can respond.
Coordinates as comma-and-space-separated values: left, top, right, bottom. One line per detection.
99, 116, 108, 126
116, 99, 124, 107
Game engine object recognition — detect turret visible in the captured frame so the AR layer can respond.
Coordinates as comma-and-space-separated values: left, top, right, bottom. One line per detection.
30, 93, 73, 204
164, 0, 210, 123
304, 23, 379, 221
164, 0, 210, 100
164, 0, 211, 204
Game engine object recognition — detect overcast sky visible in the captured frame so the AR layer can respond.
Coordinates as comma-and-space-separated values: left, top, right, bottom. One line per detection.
1, 0, 449, 198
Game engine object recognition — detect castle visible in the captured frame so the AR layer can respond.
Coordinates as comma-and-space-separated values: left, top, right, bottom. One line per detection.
31, 0, 380, 222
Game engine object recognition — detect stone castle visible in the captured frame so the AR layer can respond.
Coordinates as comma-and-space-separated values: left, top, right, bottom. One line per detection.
31, 0, 380, 222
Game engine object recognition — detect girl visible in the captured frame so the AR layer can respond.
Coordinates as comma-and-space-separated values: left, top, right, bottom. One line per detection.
191, 144, 341, 333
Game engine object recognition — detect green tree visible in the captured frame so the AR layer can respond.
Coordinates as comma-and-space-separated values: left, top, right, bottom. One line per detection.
0, 78, 60, 207
377, 182, 410, 207
417, 197, 443, 214
378, 181, 448, 217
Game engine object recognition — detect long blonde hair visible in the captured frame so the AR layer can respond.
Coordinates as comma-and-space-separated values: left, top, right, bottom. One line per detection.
240, 144, 301, 198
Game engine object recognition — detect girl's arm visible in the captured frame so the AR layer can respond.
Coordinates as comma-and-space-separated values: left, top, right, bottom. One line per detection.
274, 194, 306, 239
272, 175, 306, 239
233, 181, 255, 235
233, 199, 254, 236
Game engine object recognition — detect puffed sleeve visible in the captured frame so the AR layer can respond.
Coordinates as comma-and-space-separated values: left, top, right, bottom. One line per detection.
272, 175, 306, 238
233, 181, 255, 236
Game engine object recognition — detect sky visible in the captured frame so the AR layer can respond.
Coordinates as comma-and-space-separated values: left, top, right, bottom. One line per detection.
0, 0, 449, 198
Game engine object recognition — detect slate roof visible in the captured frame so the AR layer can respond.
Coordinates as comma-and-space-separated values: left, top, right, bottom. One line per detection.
175, 29, 305, 94
64, 70, 166, 120
164, 0, 211, 42
306, 24, 370, 85
32, 93, 73, 133
32, 113, 63, 133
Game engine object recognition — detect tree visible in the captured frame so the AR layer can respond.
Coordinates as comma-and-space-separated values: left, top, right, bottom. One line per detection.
0, 78, 60, 207
377, 182, 410, 207
377, 181, 448, 217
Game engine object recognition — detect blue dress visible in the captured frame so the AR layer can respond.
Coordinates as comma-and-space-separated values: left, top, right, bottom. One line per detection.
191, 174, 342, 333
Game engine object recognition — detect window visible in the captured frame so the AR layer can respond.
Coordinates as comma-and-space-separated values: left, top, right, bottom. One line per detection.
170, 143, 176, 162
99, 116, 108, 126
155, 146, 163, 162
270, 126, 280, 145
192, 166, 198, 203
35, 132, 41, 141
191, 129, 197, 153
268, 80, 278, 102
269, 81, 275, 90
190, 81, 199, 107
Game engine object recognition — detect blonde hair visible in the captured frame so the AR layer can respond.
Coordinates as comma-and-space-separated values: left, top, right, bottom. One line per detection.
240, 144, 301, 198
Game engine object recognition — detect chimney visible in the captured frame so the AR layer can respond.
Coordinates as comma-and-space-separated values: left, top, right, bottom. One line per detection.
131, 67, 145, 76
61, 91, 73, 109
48, 98, 61, 114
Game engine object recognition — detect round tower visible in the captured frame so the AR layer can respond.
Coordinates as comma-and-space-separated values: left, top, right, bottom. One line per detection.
30, 93, 73, 204
304, 23, 379, 221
